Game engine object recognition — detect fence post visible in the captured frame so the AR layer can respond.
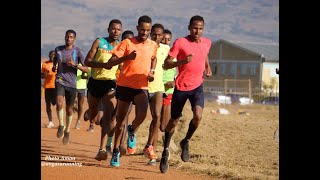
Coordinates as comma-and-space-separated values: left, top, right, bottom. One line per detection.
248, 79, 252, 102
224, 79, 227, 95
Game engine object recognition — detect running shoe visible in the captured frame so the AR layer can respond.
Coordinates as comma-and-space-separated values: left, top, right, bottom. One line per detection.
143, 145, 157, 160
159, 149, 170, 173
87, 124, 94, 132
46, 121, 54, 128
62, 131, 70, 145
127, 125, 136, 154
95, 149, 108, 161
148, 159, 157, 166
110, 149, 120, 167
75, 121, 80, 129
180, 139, 190, 162
56, 125, 64, 138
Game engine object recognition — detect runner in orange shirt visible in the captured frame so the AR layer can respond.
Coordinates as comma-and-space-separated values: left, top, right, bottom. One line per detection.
105, 15, 158, 167
41, 50, 57, 128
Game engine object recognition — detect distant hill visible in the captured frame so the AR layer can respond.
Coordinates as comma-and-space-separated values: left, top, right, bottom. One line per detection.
41, 0, 279, 58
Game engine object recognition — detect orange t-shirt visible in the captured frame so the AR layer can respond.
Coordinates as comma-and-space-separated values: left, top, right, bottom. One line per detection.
112, 37, 158, 89
41, 60, 57, 89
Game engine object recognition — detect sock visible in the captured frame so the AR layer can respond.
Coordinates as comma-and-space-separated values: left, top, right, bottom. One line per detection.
46, 107, 52, 122
145, 144, 151, 148
163, 131, 174, 150
107, 136, 113, 147
128, 124, 134, 132
113, 147, 119, 153
185, 120, 198, 140
57, 109, 64, 126
65, 115, 73, 132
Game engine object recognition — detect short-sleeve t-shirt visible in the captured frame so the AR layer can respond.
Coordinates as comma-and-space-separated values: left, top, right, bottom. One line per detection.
55, 46, 85, 88
41, 60, 57, 89
148, 43, 170, 93
162, 61, 176, 95
168, 36, 211, 91
112, 37, 158, 90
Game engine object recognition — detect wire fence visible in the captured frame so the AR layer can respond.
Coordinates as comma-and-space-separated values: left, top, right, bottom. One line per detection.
203, 79, 279, 104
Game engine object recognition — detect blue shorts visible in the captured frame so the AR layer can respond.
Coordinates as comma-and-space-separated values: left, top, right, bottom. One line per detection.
171, 84, 204, 119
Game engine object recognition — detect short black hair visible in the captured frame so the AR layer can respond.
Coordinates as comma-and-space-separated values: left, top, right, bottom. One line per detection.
109, 19, 122, 28
151, 23, 164, 32
163, 29, 172, 35
122, 30, 134, 39
189, 15, 204, 26
48, 50, 55, 56
66, 29, 76, 37
138, 15, 152, 25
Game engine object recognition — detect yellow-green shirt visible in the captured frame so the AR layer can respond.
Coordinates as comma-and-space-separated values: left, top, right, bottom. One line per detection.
148, 43, 170, 93
76, 64, 91, 89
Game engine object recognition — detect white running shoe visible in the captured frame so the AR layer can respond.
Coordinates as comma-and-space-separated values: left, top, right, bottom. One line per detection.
46, 121, 54, 128
75, 121, 80, 129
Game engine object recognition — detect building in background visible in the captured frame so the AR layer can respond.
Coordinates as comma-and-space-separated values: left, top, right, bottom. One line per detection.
205, 39, 279, 100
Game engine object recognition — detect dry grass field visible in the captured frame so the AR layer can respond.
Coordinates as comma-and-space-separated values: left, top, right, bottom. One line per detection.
41, 91, 279, 180
134, 101, 279, 180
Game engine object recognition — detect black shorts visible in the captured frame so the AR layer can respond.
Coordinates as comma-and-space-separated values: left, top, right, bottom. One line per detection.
116, 85, 148, 103
171, 84, 204, 119
87, 77, 116, 98
45, 88, 56, 106
55, 82, 77, 106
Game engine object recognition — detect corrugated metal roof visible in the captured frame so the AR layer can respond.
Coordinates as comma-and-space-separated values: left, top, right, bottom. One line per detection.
217, 39, 279, 61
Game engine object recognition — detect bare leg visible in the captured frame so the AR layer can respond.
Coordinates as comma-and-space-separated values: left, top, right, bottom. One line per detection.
147, 92, 163, 150
119, 103, 133, 156
99, 90, 117, 150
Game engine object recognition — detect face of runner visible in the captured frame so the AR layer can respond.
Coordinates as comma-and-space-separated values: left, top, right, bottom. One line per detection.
137, 22, 152, 42
122, 33, 134, 41
108, 22, 122, 41
161, 33, 172, 45
188, 20, 204, 42
65, 32, 76, 46
151, 27, 164, 44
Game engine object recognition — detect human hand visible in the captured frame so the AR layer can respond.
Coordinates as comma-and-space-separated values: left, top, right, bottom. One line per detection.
184, 54, 193, 64
126, 50, 137, 61
206, 68, 212, 77
147, 71, 154, 82
67, 55, 76, 66
166, 81, 175, 88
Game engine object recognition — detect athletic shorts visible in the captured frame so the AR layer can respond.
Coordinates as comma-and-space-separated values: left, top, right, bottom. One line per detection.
87, 77, 116, 98
116, 85, 148, 103
171, 84, 204, 119
163, 94, 172, 105
45, 88, 56, 106
77, 89, 87, 97
148, 91, 163, 102
55, 82, 77, 106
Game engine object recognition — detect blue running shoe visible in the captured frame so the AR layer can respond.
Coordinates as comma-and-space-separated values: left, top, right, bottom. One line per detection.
127, 125, 136, 152
110, 149, 120, 167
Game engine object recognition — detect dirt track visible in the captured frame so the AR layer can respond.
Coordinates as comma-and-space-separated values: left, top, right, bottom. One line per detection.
41, 95, 214, 180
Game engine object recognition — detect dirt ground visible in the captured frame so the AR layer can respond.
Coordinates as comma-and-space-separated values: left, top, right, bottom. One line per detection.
41, 95, 215, 180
